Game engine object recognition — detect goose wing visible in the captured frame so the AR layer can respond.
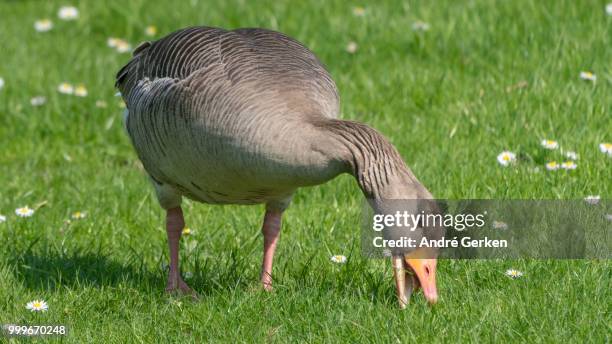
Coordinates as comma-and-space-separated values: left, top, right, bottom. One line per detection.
115, 26, 339, 118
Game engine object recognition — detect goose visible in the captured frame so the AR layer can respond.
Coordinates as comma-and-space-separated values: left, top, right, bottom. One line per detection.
116, 26, 439, 307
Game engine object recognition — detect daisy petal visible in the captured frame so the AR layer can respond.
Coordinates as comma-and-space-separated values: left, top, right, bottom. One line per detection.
564, 151, 579, 160
74, 84, 88, 97
497, 151, 516, 166
412, 21, 430, 31
561, 161, 577, 170
352, 6, 366, 17
330, 255, 347, 264
30, 96, 47, 106
492, 221, 508, 230
346, 41, 358, 54
34, 19, 53, 32
58, 82, 74, 95
71, 211, 87, 219
25, 300, 48, 312
540, 139, 558, 150
58, 6, 79, 20
145, 25, 157, 36
505, 269, 523, 278
579, 71, 596, 82
599, 143, 612, 156
15, 206, 35, 217
545, 161, 559, 171
584, 195, 600, 205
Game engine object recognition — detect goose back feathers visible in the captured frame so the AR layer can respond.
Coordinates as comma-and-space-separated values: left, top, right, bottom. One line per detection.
117, 26, 349, 210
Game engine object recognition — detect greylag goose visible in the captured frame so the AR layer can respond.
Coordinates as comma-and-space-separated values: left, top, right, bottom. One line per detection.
116, 26, 438, 307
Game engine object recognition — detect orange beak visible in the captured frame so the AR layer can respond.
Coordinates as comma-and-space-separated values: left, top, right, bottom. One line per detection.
392, 250, 438, 308
405, 257, 438, 304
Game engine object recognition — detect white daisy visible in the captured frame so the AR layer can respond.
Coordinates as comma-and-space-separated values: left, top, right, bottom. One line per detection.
505, 269, 523, 279
330, 255, 347, 264
412, 21, 430, 31
15, 206, 34, 217
25, 300, 48, 312
606, 3, 612, 15
599, 143, 612, 156
71, 211, 86, 219
95, 100, 107, 108
584, 195, 600, 205
0, 214, 6, 223
497, 151, 516, 166
540, 139, 558, 150
579, 71, 596, 82
545, 161, 559, 171
145, 25, 157, 36
561, 161, 577, 170
184, 271, 193, 279
58, 6, 79, 20
115, 40, 131, 53
107, 37, 120, 48
57, 82, 74, 95
605, 214, 612, 221
0, 77, 4, 90
346, 41, 358, 54
34, 19, 53, 32
352, 6, 366, 17
30, 96, 47, 106
564, 151, 579, 160
74, 84, 87, 97
492, 221, 508, 230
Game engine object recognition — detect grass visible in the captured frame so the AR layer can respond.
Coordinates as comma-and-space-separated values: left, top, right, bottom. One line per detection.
0, 0, 610, 342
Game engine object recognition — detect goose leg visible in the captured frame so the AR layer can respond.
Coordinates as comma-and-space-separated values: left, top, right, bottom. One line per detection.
165, 207, 197, 298
260, 210, 283, 291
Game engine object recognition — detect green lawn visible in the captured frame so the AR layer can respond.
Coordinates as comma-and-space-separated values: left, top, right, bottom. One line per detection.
0, 0, 610, 342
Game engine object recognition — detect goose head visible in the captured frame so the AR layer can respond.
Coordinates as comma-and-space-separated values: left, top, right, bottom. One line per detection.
395, 249, 438, 307
368, 174, 442, 308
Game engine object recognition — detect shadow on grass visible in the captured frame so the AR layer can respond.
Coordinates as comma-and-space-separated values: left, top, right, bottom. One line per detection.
4, 240, 262, 297
7, 248, 165, 293
5, 238, 399, 306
